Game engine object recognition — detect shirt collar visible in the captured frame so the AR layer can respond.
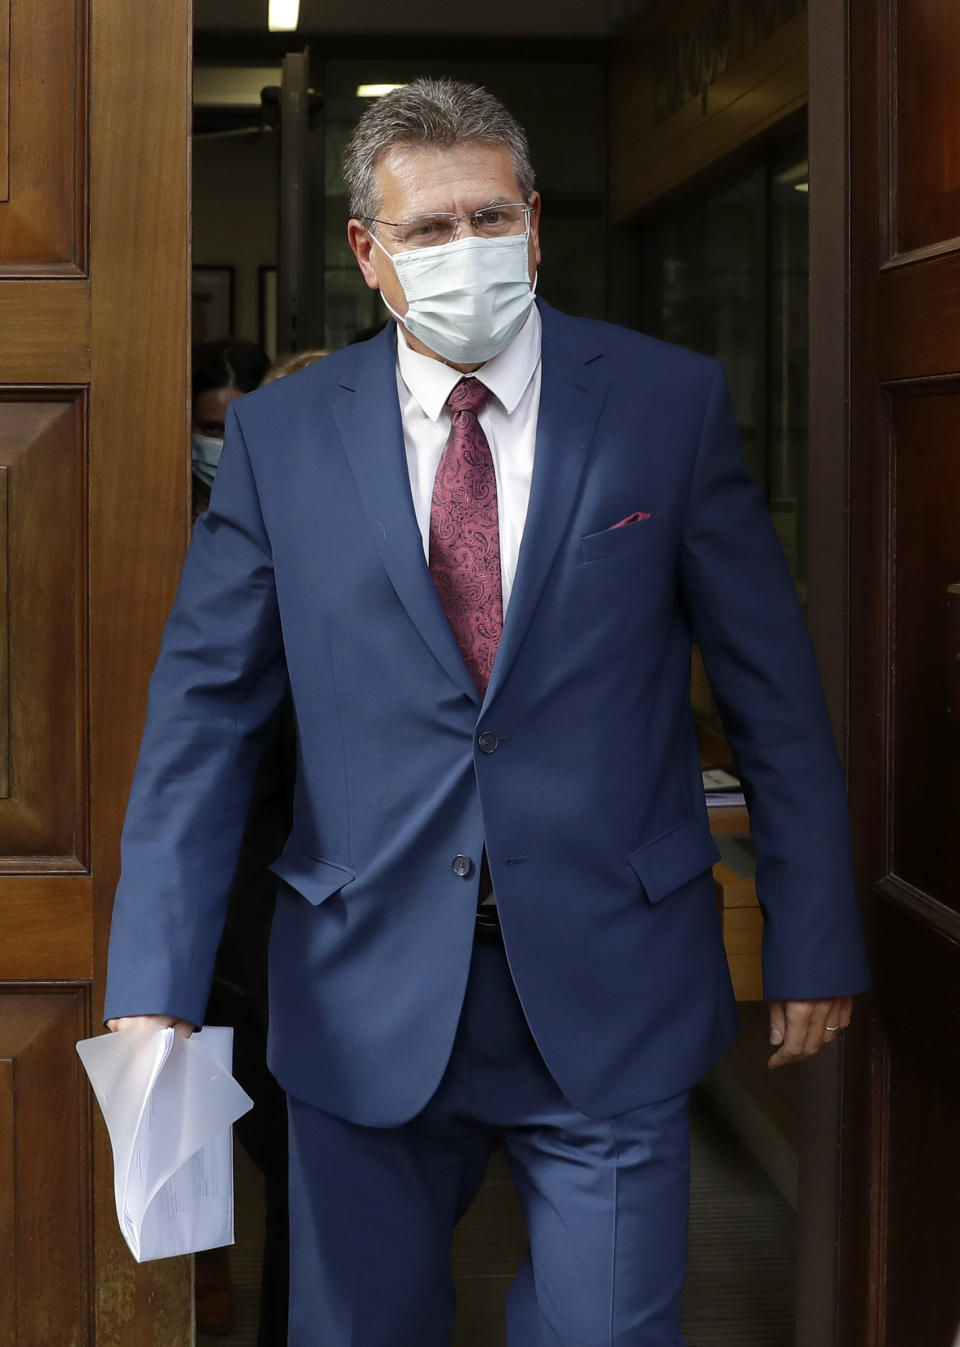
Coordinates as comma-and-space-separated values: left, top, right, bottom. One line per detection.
395, 304, 542, 422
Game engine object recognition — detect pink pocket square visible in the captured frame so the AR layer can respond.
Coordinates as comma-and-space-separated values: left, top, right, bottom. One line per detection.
611, 511, 652, 528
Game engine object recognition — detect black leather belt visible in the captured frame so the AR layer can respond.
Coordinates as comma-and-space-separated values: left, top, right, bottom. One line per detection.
474, 850, 501, 943
474, 905, 502, 944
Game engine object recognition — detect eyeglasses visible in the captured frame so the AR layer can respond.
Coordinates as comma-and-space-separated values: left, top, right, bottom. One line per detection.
363, 202, 531, 251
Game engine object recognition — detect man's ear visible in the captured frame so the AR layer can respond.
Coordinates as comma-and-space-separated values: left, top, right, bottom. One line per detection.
348, 220, 380, 290
528, 191, 542, 272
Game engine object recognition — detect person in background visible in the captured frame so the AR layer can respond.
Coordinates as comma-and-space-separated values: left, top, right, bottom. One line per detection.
192, 340, 271, 521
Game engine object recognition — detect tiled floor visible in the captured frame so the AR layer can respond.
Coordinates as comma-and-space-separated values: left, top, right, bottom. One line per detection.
683, 1096, 796, 1345
196, 1141, 266, 1347
199, 1093, 796, 1346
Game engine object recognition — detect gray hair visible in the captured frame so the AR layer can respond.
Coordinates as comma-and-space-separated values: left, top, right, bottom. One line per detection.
343, 78, 536, 224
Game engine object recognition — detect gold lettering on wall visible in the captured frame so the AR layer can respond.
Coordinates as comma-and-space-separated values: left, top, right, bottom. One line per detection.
610, 0, 808, 219
652, 0, 806, 127
0, 0, 8, 202
654, 3, 731, 125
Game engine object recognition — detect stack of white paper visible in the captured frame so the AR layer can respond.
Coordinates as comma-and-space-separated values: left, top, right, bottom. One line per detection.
77, 1025, 253, 1262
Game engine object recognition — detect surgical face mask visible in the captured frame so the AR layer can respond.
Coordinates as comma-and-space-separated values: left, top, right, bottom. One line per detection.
370, 229, 537, 365
192, 432, 224, 488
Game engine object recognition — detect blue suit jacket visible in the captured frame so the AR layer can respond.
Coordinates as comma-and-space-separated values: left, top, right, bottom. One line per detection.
104, 301, 870, 1126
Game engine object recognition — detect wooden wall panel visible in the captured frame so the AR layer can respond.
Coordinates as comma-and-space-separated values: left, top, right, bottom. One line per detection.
0, 394, 87, 869
0, 989, 90, 1347
891, 388, 960, 912
894, 0, 960, 258
0, 0, 86, 273
0, 0, 9, 203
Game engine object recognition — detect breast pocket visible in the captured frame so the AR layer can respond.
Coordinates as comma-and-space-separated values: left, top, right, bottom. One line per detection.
580, 517, 666, 564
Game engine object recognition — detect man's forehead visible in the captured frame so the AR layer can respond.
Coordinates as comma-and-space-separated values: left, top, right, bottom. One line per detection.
375, 141, 520, 214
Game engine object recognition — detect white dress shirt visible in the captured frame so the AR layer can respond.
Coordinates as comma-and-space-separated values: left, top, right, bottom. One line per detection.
394, 304, 542, 615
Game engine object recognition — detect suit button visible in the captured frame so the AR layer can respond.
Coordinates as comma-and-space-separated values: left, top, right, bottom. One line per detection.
477, 732, 499, 754
452, 854, 473, 878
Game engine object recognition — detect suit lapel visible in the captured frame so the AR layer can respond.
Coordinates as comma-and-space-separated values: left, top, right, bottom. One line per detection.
332, 327, 481, 706
483, 305, 610, 707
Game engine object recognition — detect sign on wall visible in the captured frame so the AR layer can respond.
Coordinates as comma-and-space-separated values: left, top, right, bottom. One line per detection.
611, 0, 808, 218
653, 0, 807, 124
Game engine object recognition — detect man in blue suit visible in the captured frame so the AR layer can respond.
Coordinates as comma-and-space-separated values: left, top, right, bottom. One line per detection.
105, 79, 870, 1345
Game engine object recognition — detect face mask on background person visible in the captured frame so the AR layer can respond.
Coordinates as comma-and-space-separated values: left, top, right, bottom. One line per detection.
370, 230, 537, 366
191, 432, 224, 488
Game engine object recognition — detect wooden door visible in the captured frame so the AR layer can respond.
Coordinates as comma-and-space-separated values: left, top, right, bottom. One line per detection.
0, 1, 192, 1342
840, 1, 960, 1342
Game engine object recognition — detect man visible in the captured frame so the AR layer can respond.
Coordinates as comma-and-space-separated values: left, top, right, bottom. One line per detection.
105, 79, 870, 1346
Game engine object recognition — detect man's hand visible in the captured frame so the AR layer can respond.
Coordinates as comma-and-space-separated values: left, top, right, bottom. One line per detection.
106, 1013, 195, 1038
767, 996, 853, 1068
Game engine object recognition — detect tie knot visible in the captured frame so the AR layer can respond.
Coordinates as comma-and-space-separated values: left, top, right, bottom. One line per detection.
447, 378, 491, 417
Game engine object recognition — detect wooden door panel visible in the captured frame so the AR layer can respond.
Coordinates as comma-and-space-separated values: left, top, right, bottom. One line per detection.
895, 0, 960, 256
0, 0, 192, 1340
0, 282, 90, 381
0, 1056, 14, 1346
0, 0, 9, 204
0, 989, 91, 1347
892, 388, 960, 909
870, 889, 960, 1069
885, 1028, 960, 1344
877, 255, 960, 379
0, 876, 92, 979
0, 0, 86, 273
0, 465, 6, 798
844, 1, 960, 1342
0, 393, 86, 868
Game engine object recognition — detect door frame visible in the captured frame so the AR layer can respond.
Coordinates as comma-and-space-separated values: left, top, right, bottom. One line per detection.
798, 2, 861, 1344
89, 0, 193, 1341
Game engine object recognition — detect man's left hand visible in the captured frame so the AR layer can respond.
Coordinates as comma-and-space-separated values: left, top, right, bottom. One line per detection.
767, 996, 853, 1068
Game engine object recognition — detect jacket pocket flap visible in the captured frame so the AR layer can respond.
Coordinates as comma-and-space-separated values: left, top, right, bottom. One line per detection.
627, 817, 721, 903
269, 848, 356, 906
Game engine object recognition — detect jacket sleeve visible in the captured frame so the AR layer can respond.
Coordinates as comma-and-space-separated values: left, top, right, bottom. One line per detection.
679, 361, 870, 1001
104, 402, 289, 1028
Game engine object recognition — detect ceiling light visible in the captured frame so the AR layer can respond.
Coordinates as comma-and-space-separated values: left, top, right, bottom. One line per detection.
356, 83, 407, 98
269, 0, 300, 31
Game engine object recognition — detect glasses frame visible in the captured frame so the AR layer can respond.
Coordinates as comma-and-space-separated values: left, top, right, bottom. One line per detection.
362, 202, 532, 251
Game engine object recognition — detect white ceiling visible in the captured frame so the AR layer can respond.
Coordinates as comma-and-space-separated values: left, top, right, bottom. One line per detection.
194, 0, 625, 37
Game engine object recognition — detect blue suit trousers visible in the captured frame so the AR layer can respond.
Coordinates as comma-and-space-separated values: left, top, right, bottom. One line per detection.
286, 938, 690, 1346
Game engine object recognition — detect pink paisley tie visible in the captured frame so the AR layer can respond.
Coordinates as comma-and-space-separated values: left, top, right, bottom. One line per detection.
429, 378, 503, 695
